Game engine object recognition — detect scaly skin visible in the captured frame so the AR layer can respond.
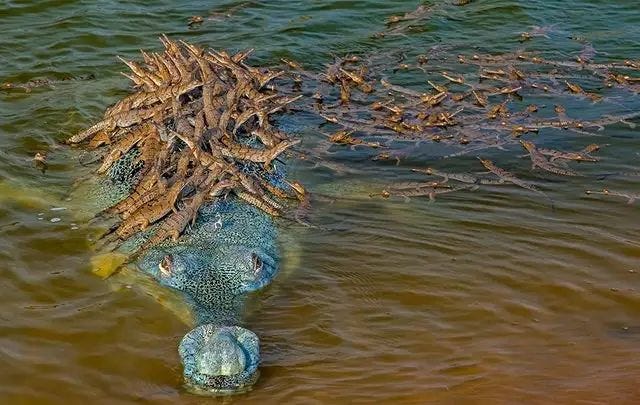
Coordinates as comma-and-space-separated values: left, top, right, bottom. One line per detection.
76, 37, 308, 396
520, 140, 578, 176
105, 178, 156, 217
68, 104, 167, 144
250, 125, 287, 148
96, 124, 148, 174
236, 191, 281, 217
118, 56, 164, 88
586, 188, 639, 204
327, 130, 380, 149
110, 178, 188, 240
412, 167, 505, 185
537, 143, 601, 162
220, 139, 301, 168
139, 192, 207, 251
371, 183, 473, 202
85, 147, 287, 395
478, 157, 555, 207
478, 157, 539, 192
191, 46, 226, 129
105, 133, 166, 220
105, 79, 202, 117
105, 159, 164, 218
178, 325, 260, 395
232, 94, 289, 134
402, 185, 473, 201
565, 80, 585, 94
134, 198, 281, 394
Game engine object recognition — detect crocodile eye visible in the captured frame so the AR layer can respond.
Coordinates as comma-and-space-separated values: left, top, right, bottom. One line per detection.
159, 254, 173, 278
251, 253, 263, 276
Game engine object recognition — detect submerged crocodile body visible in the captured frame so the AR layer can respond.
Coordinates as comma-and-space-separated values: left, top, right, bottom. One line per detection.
82, 146, 287, 394
138, 198, 279, 394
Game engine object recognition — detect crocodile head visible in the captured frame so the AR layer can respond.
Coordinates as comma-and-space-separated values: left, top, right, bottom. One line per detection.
143, 244, 278, 307
134, 200, 279, 394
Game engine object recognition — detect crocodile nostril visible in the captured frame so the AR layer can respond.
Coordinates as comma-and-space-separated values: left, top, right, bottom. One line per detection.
251, 253, 263, 276
159, 254, 174, 278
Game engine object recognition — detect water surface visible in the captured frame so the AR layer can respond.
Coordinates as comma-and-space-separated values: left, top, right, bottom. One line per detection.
1, 1, 640, 403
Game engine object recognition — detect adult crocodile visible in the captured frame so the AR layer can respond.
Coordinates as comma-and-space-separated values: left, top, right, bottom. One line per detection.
139, 198, 280, 394
76, 145, 291, 394
70, 37, 305, 395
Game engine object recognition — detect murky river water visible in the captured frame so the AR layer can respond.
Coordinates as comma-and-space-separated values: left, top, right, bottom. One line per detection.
1, 1, 640, 403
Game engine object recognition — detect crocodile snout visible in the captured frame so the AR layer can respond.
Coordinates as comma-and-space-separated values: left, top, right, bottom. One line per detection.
179, 324, 260, 395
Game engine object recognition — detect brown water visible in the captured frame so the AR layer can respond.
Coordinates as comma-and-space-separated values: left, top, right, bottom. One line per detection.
1, 1, 640, 403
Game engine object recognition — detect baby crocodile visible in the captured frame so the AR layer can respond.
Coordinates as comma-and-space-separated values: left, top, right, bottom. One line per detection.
412, 167, 505, 185
478, 157, 555, 208
520, 140, 578, 176
1, 74, 95, 92
371, 183, 472, 202
538, 143, 602, 163
326, 130, 380, 149
586, 189, 639, 205
478, 157, 538, 191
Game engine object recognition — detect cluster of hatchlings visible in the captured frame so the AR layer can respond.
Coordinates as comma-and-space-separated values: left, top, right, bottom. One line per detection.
69, 36, 306, 255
